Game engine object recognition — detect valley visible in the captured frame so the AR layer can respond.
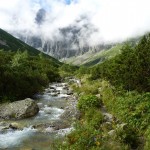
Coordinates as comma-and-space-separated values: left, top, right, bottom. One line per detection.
0, 28, 150, 150
0, 0, 150, 148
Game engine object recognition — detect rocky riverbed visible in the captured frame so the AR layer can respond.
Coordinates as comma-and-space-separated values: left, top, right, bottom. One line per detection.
0, 81, 79, 150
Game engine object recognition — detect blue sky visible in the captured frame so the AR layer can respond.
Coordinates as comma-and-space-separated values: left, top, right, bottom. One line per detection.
65, 0, 78, 5
38, 0, 50, 10
65, 0, 71, 4
39, 0, 74, 6
37, 0, 74, 11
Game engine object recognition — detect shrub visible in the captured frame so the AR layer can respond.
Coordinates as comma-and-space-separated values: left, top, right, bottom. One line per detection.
144, 126, 150, 150
63, 123, 102, 150
115, 126, 138, 149
0, 50, 61, 102
78, 95, 101, 111
84, 108, 104, 129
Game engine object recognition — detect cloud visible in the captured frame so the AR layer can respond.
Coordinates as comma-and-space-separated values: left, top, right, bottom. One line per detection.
0, 0, 150, 45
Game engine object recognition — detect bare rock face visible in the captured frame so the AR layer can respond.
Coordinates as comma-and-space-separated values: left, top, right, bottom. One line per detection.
0, 98, 39, 120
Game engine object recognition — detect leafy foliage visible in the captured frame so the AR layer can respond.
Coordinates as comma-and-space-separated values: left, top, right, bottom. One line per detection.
100, 81, 150, 130
59, 64, 78, 77
78, 95, 101, 111
84, 108, 104, 129
90, 34, 150, 92
144, 127, 150, 150
0, 50, 60, 102
56, 34, 150, 149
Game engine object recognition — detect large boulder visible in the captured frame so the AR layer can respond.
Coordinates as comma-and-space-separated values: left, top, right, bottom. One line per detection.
0, 98, 39, 119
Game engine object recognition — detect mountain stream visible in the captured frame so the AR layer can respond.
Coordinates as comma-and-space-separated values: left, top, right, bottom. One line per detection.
0, 82, 78, 150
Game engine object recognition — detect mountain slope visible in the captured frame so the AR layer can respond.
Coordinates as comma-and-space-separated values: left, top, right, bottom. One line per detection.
0, 28, 63, 102
0, 28, 60, 65
0, 28, 40, 54
64, 36, 140, 66
63, 44, 122, 66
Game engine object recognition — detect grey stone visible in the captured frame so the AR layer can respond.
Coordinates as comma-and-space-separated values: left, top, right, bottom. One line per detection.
0, 98, 39, 120
0, 122, 10, 131
61, 90, 68, 94
50, 92, 58, 96
67, 90, 73, 95
117, 123, 128, 130
9, 122, 23, 130
108, 130, 115, 136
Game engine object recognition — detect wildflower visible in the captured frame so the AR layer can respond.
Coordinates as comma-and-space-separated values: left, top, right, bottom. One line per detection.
95, 141, 100, 146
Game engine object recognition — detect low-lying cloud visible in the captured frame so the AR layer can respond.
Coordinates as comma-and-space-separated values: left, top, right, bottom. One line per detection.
0, 0, 150, 45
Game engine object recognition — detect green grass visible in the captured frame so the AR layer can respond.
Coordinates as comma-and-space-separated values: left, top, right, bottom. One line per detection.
83, 44, 122, 66
63, 44, 122, 66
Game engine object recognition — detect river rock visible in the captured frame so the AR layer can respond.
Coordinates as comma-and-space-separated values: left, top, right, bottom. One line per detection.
67, 90, 73, 95
37, 103, 43, 108
0, 98, 39, 120
0, 122, 10, 131
62, 86, 68, 90
45, 127, 54, 132
50, 92, 58, 96
53, 120, 70, 130
60, 89, 67, 94
9, 122, 23, 130
49, 86, 56, 90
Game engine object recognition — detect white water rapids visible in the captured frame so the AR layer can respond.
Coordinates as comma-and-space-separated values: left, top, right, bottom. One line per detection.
0, 127, 36, 149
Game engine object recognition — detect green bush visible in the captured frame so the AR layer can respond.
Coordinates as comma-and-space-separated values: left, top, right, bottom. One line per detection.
81, 82, 99, 95
101, 81, 150, 130
144, 126, 150, 150
59, 64, 78, 77
84, 108, 104, 129
78, 95, 101, 111
116, 126, 138, 149
71, 79, 100, 95
90, 34, 150, 92
61, 122, 102, 150
0, 50, 61, 102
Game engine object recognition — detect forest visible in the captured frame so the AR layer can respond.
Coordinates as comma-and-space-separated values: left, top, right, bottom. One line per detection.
0, 50, 61, 102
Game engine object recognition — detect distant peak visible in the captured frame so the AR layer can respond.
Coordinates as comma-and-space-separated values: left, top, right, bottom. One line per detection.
35, 8, 46, 25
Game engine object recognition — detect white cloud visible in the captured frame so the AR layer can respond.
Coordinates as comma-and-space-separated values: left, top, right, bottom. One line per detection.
0, 0, 150, 44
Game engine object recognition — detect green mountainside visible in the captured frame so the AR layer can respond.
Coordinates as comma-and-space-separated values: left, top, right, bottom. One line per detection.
0, 28, 40, 54
64, 44, 123, 66
0, 28, 63, 102
0, 28, 60, 65
64, 37, 139, 67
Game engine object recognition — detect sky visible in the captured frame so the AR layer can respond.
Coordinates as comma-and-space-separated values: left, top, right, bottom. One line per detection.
0, 0, 150, 45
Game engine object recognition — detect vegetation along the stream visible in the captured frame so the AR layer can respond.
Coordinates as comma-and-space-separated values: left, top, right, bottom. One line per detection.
1, 31, 150, 150
52, 34, 150, 150
0, 50, 61, 103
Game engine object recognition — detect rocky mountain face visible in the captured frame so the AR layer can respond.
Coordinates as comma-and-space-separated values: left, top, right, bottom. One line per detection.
12, 9, 113, 59
17, 29, 112, 59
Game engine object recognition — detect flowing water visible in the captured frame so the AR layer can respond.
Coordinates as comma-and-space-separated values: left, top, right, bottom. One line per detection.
0, 82, 76, 150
